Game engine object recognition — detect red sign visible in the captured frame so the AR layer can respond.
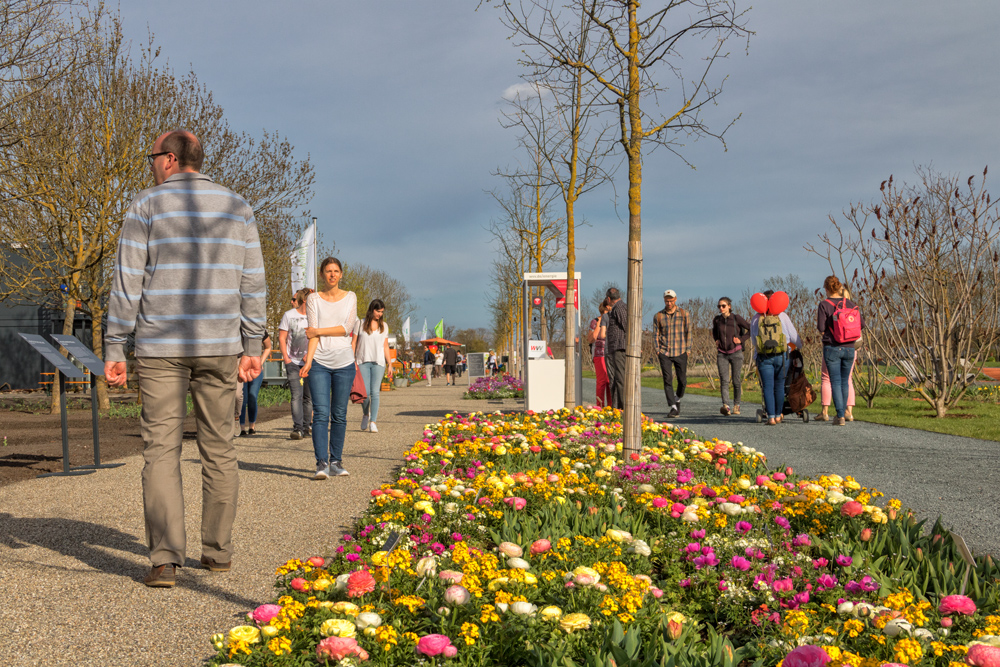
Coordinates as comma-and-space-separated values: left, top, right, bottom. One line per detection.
550, 280, 579, 310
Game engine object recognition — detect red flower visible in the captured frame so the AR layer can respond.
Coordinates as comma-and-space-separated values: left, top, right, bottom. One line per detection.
347, 569, 376, 598
840, 501, 864, 518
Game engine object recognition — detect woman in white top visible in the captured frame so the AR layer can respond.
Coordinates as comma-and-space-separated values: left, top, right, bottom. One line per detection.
353, 299, 393, 433
300, 257, 358, 478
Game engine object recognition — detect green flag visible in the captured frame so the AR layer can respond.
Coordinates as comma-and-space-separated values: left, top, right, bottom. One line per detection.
434, 319, 444, 338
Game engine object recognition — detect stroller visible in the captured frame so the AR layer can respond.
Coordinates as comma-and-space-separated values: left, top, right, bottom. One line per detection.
755, 349, 816, 423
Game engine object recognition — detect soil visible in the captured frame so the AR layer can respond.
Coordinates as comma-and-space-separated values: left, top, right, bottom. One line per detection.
0, 394, 291, 488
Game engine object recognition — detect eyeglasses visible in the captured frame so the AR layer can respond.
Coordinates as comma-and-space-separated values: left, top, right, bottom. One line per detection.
718, 304, 728, 309
146, 151, 171, 166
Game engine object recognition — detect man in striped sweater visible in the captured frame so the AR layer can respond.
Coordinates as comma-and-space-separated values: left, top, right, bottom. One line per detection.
104, 130, 266, 588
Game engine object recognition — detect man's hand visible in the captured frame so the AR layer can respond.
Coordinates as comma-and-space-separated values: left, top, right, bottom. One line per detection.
239, 356, 262, 382
104, 361, 127, 387
733, 336, 741, 345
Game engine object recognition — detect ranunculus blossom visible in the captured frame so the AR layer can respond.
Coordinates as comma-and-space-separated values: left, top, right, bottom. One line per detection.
320, 618, 357, 638
316, 636, 369, 662
841, 501, 864, 518
966, 644, 1000, 667
251, 604, 281, 624
290, 577, 309, 592
346, 569, 376, 598
529, 539, 551, 555
503, 496, 527, 510
939, 594, 977, 616
782, 645, 832, 667
444, 585, 471, 605
559, 612, 592, 633
498, 542, 523, 558
415, 634, 458, 658
229, 625, 261, 644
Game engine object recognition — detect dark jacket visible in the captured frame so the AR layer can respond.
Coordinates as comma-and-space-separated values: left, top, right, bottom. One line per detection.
817, 297, 865, 346
712, 312, 751, 353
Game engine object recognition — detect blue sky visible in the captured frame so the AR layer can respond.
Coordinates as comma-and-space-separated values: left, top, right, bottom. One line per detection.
120, 2, 1000, 332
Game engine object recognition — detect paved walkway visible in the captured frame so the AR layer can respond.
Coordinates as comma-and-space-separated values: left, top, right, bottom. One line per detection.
0, 377, 507, 667
585, 378, 1000, 559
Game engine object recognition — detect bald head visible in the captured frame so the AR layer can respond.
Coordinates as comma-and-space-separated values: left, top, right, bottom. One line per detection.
155, 130, 203, 171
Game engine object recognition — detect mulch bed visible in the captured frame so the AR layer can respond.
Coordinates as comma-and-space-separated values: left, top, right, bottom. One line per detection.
0, 402, 291, 488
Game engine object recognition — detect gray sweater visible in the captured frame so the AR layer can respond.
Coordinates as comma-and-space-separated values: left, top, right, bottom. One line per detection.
105, 173, 266, 362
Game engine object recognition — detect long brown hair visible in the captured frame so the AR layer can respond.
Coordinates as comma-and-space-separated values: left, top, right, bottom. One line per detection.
363, 299, 386, 334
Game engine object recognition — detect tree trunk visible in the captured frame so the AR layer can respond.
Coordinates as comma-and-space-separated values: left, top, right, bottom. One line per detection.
90, 303, 110, 410
50, 297, 76, 414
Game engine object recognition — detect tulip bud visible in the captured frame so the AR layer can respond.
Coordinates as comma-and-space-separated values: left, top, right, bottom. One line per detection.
860, 528, 872, 541
914, 547, 923, 562
940, 617, 953, 628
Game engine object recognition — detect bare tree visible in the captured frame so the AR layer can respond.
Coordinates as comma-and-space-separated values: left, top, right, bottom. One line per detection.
806, 167, 1000, 417
340, 262, 415, 342
513, 0, 752, 450
679, 296, 716, 389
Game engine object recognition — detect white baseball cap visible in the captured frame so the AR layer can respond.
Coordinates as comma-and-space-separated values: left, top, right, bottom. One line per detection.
664, 289, 677, 298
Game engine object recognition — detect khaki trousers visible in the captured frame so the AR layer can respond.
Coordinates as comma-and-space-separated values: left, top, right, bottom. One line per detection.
136, 356, 239, 567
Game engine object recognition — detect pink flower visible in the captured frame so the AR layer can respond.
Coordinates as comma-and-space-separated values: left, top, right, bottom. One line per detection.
735, 521, 753, 534
290, 577, 309, 592
730, 556, 752, 571
966, 644, 1000, 667
503, 496, 527, 510
792, 534, 812, 547
307, 556, 325, 567
835, 555, 853, 567
652, 497, 669, 508
783, 645, 832, 667
670, 488, 691, 501
347, 570, 376, 598
416, 634, 458, 658
316, 636, 369, 662
529, 539, 551, 555
771, 578, 794, 593
251, 603, 282, 624
939, 594, 977, 616
718, 580, 728, 591
841, 501, 864, 518
772, 472, 786, 482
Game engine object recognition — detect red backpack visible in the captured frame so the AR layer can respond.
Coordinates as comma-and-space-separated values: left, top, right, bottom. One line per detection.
827, 298, 862, 344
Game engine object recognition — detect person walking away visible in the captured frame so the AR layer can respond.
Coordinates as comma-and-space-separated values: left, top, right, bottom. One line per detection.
605, 287, 627, 410
817, 276, 864, 426
653, 289, 690, 418
456, 351, 464, 379
444, 344, 459, 385
712, 297, 751, 416
279, 289, 313, 439
423, 346, 435, 386
239, 331, 271, 435
816, 287, 858, 422
750, 290, 802, 426
104, 130, 265, 587
300, 257, 358, 478
587, 300, 611, 407
354, 299, 392, 432
434, 348, 444, 378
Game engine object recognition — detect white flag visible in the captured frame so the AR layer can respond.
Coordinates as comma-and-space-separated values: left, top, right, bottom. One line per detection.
289, 221, 316, 294
401, 317, 411, 343
419, 318, 427, 343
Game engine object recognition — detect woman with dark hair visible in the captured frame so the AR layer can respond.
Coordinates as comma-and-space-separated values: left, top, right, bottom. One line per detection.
817, 275, 864, 426
354, 299, 393, 433
586, 299, 611, 407
712, 296, 751, 416
301, 257, 358, 478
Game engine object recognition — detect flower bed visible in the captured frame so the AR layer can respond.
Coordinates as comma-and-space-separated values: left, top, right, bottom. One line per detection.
463, 375, 524, 400
207, 407, 1000, 667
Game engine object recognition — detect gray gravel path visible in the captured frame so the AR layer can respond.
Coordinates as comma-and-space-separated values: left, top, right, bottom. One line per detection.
584, 378, 1000, 559
0, 380, 508, 667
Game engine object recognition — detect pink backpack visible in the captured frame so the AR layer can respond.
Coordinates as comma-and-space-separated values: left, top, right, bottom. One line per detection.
827, 298, 862, 344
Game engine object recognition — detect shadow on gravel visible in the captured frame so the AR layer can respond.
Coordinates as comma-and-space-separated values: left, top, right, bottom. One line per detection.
237, 460, 313, 480
0, 452, 61, 469
396, 410, 453, 418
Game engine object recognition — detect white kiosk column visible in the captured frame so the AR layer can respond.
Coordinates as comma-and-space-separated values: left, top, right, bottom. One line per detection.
521, 272, 581, 412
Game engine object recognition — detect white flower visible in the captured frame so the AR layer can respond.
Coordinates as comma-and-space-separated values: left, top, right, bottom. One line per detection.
680, 511, 700, 523
334, 573, 351, 591
629, 540, 651, 557
510, 601, 538, 616
415, 556, 437, 577
507, 557, 531, 570
837, 601, 854, 615
718, 502, 743, 516
355, 612, 382, 629
637, 484, 656, 494
882, 619, 913, 637
444, 502, 459, 513
495, 602, 509, 613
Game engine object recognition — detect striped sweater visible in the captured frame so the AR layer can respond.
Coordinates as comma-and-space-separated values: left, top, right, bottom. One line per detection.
105, 173, 266, 362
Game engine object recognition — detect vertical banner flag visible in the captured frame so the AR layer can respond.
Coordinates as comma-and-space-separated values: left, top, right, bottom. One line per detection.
419, 318, 427, 343
289, 221, 316, 294
401, 317, 411, 344
434, 319, 444, 338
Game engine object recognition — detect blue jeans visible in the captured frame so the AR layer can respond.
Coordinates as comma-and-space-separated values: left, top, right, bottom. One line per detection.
358, 362, 384, 422
756, 353, 788, 419
824, 345, 856, 418
308, 362, 354, 464
240, 372, 264, 425
286, 362, 312, 432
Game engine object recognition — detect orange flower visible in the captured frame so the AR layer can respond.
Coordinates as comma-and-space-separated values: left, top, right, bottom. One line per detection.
347, 570, 376, 598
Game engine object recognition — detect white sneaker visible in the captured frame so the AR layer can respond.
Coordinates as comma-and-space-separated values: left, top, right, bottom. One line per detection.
369, 422, 378, 433
328, 461, 350, 476
314, 462, 329, 480
360, 414, 370, 431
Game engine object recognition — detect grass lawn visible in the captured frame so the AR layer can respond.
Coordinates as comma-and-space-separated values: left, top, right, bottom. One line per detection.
584, 370, 1000, 442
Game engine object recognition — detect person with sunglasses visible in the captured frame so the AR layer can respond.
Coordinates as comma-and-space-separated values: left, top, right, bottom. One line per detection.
712, 297, 751, 416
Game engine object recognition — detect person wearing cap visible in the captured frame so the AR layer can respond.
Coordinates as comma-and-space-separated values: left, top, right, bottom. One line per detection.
653, 289, 690, 418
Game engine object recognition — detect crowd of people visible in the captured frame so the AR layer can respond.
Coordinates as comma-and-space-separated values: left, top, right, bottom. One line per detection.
421, 344, 464, 386
587, 278, 864, 426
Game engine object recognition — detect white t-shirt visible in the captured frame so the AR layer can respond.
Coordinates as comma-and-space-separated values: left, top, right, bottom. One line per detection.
354, 320, 390, 366
435, 352, 444, 366
279, 308, 309, 364
306, 291, 358, 369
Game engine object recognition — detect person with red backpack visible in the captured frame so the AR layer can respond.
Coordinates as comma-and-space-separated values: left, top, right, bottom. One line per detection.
817, 275, 865, 426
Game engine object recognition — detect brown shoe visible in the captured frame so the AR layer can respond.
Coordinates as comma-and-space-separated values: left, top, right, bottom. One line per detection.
200, 555, 232, 572
834, 417, 847, 426
733, 405, 740, 415
144, 563, 177, 588
720, 405, 731, 416
814, 413, 829, 422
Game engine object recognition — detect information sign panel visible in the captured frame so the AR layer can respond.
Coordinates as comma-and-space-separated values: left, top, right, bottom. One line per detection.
19, 334, 86, 378
467, 352, 487, 378
50, 335, 105, 376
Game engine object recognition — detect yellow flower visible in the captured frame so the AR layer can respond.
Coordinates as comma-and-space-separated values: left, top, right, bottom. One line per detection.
540, 605, 563, 621
267, 636, 292, 655
313, 578, 332, 591
331, 601, 360, 616
560, 613, 592, 633
460, 622, 480, 646
893, 638, 923, 664
228, 625, 261, 644
320, 618, 357, 638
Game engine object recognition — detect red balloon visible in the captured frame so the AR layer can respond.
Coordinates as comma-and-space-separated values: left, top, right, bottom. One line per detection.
767, 291, 789, 315
750, 293, 768, 314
